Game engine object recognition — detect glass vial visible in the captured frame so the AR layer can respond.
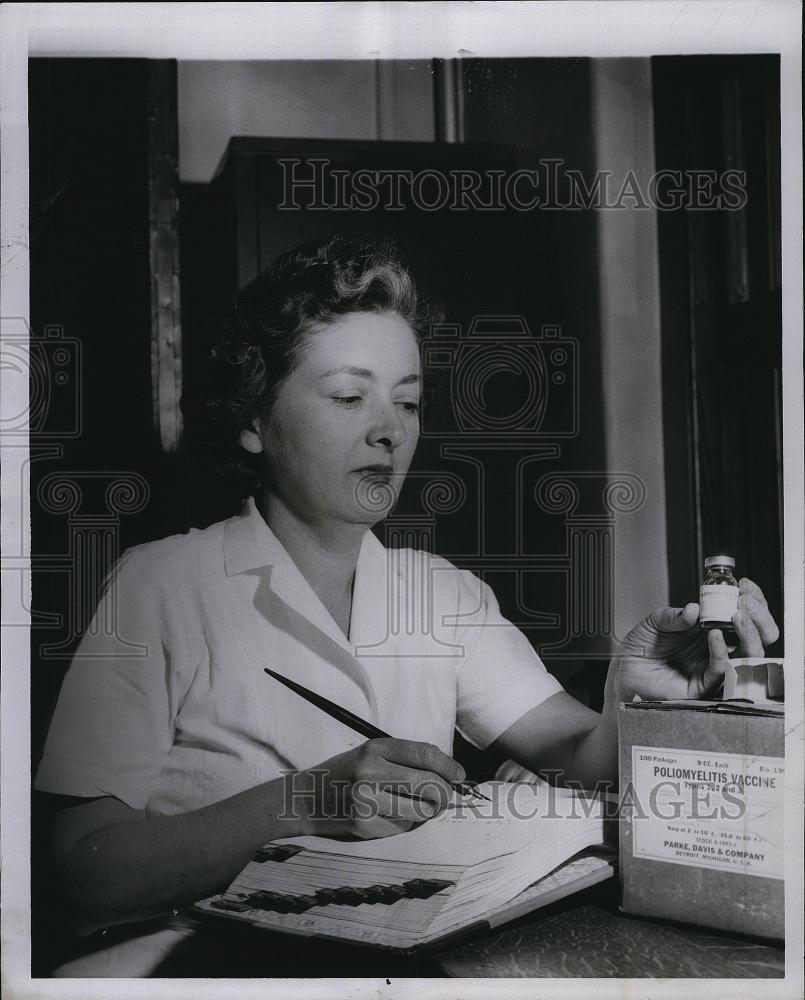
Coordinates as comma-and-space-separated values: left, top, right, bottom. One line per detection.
699, 555, 739, 630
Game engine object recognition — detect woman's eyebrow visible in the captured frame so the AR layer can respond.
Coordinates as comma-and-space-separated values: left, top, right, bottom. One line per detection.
319, 366, 420, 386
319, 366, 374, 379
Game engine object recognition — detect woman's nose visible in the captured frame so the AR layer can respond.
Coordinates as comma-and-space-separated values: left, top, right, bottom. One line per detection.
366, 403, 406, 449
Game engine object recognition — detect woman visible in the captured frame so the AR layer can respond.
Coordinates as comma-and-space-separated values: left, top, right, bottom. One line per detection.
35, 235, 778, 959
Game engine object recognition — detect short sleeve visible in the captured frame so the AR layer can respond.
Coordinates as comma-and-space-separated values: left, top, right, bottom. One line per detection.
455, 574, 564, 749
34, 548, 177, 810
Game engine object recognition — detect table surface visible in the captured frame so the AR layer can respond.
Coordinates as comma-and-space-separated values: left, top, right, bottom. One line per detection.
55, 876, 785, 979
434, 884, 786, 978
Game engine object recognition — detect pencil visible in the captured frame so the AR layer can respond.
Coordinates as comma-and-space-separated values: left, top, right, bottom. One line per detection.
263, 667, 491, 802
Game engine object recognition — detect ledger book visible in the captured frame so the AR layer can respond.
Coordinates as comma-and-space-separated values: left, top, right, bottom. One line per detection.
194, 779, 614, 952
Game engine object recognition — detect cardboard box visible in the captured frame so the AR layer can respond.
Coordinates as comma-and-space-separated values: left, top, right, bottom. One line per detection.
619, 700, 785, 941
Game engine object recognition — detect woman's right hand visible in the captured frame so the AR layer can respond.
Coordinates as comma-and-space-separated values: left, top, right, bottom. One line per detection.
291, 738, 466, 840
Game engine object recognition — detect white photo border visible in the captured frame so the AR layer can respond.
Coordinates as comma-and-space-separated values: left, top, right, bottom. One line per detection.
2, 3, 802, 999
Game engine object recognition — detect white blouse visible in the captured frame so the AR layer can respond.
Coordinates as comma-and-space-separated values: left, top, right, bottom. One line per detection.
35, 497, 563, 815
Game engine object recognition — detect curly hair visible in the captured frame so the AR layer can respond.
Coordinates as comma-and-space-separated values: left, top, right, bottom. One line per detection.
182, 234, 436, 497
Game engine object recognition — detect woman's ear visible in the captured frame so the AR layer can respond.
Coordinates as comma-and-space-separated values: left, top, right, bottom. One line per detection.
239, 417, 263, 455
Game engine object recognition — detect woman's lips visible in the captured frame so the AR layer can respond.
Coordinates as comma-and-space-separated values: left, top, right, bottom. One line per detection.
354, 465, 393, 475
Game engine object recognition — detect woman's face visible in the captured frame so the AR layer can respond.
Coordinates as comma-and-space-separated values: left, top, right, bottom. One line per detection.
242, 310, 421, 528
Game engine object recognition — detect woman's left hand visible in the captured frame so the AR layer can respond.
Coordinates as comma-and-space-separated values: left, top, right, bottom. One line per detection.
607, 578, 780, 704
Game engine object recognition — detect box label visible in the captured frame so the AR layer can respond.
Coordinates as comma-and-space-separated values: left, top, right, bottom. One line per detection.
630, 745, 784, 880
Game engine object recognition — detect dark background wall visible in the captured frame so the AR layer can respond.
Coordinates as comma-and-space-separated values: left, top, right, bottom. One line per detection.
652, 55, 783, 621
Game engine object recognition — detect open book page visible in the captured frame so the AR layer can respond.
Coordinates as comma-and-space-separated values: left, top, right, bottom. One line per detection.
426, 823, 606, 937
278, 779, 606, 866
194, 780, 610, 950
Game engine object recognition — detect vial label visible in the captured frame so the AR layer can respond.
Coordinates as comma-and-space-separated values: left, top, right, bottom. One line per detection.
699, 584, 739, 623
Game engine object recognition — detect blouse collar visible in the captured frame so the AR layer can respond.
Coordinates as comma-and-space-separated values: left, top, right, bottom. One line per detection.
222, 496, 388, 649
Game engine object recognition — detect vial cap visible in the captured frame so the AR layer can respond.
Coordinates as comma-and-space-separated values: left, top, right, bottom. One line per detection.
704, 555, 735, 568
